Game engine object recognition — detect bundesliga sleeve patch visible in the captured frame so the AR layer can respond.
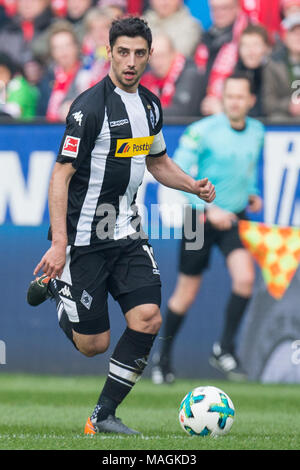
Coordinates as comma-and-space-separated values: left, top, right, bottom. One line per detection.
61, 135, 81, 158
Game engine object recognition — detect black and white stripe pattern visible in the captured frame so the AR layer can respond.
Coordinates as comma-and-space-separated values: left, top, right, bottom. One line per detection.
52, 75, 166, 247
108, 358, 143, 389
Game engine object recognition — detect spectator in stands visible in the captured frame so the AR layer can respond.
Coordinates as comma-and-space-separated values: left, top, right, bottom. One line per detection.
0, 52, 39, 119
141, 33, 203, 117
98, 0, 127, 18
65, 0, 93, 43
75, 7, 113, 93
281, 0, 300, 17
143, 0, 202, 57
0, 0, 53, 66
235, 24, 271, 117
37, 20, 81, 121
0, 0, 52, 65
263, 13, 300, 120
241, 0, 282, 43
0, 3, 10, 27
194, 0, 248, 116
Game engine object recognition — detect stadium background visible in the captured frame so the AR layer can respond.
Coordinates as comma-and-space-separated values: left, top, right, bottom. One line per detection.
1, 120, 300, 382
0, 0, 300, 384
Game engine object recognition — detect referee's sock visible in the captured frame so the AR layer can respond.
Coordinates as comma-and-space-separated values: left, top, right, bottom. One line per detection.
219, 292, 250, 354
92, 327, 156, 422
159, 307, 186, 364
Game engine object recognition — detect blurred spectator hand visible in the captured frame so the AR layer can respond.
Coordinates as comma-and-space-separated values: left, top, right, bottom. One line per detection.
201, 95, 223, 116
289, 100, 300, 116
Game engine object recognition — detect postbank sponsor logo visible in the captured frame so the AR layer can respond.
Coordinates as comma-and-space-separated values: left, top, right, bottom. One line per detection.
115, 136, 154, 158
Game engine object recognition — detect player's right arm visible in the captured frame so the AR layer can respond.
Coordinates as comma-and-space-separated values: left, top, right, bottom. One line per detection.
33, 162, 75, 279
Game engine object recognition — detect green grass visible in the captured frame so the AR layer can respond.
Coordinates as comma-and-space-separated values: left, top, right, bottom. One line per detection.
0, 373, 299, 450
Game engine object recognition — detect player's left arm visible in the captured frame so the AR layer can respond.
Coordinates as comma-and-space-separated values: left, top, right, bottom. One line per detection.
146, 151, 215, 204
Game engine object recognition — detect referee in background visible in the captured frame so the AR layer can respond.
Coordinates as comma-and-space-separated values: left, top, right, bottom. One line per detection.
152, 71, 264, 384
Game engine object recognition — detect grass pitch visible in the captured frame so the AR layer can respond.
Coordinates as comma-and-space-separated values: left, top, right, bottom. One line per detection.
0, 373, 299, 450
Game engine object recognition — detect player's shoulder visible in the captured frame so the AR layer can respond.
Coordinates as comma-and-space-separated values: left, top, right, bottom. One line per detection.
69, 75, 114, 116
185, 113, 221, 135
246, 116, 265, 135
138, 83, 162, 107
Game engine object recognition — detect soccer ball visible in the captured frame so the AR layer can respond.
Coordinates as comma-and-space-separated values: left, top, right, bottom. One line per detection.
179, 386, 235, 437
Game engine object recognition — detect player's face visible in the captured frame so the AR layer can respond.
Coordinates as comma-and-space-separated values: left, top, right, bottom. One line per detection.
107, 36, 152, 92
223, 79, 255, 121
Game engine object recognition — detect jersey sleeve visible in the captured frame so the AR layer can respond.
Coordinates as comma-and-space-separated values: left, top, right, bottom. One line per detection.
56, 97, 100, 170
148, 95, 167, 157
149, 130, 167, 157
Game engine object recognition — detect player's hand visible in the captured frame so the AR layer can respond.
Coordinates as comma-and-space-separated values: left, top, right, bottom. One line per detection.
194, 178, 216, 203
33, 244, 66, 279
248, 195, 262, 213
206, 206, 237, 231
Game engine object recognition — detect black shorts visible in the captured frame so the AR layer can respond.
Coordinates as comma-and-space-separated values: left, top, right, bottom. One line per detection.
179, 209, 247, 276
56, 238, 161, 335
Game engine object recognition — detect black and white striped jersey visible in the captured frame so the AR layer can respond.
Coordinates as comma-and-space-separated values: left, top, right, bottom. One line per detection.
53, 75, 167, 246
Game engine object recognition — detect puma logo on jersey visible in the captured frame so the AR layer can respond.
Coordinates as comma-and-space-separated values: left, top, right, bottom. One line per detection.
115, 136, 154, 158
72, 110, 83, 126
59, 285, 72, 298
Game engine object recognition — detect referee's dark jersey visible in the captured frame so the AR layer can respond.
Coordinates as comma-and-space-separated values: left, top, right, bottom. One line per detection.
52, 75, 167, 246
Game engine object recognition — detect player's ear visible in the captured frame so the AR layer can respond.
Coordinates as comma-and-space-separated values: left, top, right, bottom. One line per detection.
106, 44, 112, 60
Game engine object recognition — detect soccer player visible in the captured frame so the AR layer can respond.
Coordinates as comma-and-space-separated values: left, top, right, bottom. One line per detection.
26, 17, 215, 435
152, 72, 264, 384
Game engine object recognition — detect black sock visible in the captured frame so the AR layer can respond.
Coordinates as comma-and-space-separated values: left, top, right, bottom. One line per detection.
219, 293, 250, 353
159, 307, 186, 363
49, 280, 78, 350
92, 327, 156, 422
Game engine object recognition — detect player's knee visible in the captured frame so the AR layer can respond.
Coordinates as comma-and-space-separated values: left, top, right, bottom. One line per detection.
137, 305, 162, 334
169, 290, 196, 312
75, 335, 110, 357
233, 272, 255, 296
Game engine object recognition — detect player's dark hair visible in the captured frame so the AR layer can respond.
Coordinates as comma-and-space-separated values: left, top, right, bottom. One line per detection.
225, 70, 255, 94
109, 16, 152, 50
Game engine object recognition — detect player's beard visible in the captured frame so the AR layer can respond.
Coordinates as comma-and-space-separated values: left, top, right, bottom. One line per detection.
111, 64, 144, 91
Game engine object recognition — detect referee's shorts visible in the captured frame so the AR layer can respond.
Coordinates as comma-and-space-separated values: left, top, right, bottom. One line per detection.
179, 208, 247, 277
55, 238, 161, 335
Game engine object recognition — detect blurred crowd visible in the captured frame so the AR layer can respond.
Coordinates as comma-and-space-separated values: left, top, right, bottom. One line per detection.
0, 0, 300, 122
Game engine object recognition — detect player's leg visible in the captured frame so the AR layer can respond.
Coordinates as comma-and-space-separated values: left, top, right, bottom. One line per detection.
221, 247, 255, 352
151, 273, 202, 384
210, 223, 255, 380
27, 245, 112, 354
152, 213, 213, 384
85, 240, 162, 435
86, 287, 161, 435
